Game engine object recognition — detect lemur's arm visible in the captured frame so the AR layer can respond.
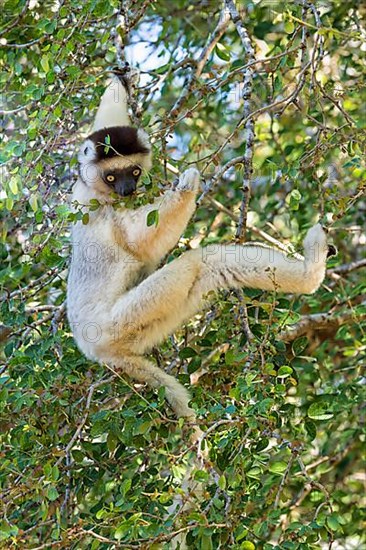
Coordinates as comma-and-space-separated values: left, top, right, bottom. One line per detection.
121, 168, 200, 264
92, 72, 200, 263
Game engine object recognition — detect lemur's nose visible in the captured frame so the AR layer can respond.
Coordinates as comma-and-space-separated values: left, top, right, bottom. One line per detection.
115, 178, 136, 197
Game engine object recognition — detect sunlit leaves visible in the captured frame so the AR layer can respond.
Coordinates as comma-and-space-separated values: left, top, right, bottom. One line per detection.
307, 402, 334, 421
268, 461, 288, 474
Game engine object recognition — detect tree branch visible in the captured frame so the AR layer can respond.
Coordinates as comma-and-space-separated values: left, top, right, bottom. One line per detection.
279, 300, 366, 341
327, 258, 366, 277
225, 0, 256, 242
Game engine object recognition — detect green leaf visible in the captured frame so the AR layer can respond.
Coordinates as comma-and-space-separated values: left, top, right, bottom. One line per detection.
89, 198, 101, 211
43, 462, 52, 477
305, 420, 317, 441
179, 347, 197, 359
308, 403, 334, 421
287, 189, 302, 210
29, 194, 38, 212
284, 20, 295, 34
120, 478, 132, 497
115, 522, 131, 540
104, 134, 111, 154
46, 486, 59, 501
194, 470, 209, 482
8, 177, 18, 195
0, 522, 18, 540
6, 197, 14, 210
56, 204, 70, 218
215, 43, 231, 61
246, 467, 262, 478
277, 366, 293, 378
45, 21, 57, 33
54, 105, 62, 118
199, 534, 213, 550
327, 514, 341, 531
292, 336, 308, 355
40, 55, 50, 72
255, 438, 269, 452
264, 363, 276, 375
218, 475, 226, 490
269, 461, 288, 474
147, 209, 159, 227
107, 432, 118, 452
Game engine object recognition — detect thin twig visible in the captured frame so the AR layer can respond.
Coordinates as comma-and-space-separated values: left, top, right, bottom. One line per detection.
274, 457, 294, 508
169, 9, 230, 120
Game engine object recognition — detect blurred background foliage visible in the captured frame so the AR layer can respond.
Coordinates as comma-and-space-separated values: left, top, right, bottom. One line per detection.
0, 0, 365, 548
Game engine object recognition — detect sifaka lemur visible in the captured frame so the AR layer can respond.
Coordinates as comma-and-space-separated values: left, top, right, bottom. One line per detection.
67, 72, 332, 422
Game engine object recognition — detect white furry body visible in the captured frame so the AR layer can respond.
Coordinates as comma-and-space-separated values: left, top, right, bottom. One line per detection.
67, 78, 329, 419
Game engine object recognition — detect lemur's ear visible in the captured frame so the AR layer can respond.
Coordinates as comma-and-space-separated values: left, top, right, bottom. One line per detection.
78, 139, 96, 165
136, 129, 152, 171
136, 128, 151, 151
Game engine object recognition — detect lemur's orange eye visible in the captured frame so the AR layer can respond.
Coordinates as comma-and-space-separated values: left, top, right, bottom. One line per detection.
106, 174, 115, 182
133, 169, 141, 177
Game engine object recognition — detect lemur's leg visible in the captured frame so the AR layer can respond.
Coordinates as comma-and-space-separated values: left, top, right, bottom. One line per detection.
112, 356, 195, 419
99, 224, 328, 417
101, 224, 328, 419
92, 77, 130, 131
111, 223, 328, 351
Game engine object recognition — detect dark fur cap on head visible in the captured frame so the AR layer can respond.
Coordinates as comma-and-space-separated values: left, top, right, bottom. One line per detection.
88, 126, 150, 162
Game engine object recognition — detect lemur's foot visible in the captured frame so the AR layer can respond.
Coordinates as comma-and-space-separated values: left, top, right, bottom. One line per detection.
303, 223, 337, 259
177, 168, 200, 192
303, 223, 328, 260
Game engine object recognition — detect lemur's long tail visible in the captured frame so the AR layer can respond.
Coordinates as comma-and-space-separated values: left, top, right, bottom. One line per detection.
93, 77, 130, 131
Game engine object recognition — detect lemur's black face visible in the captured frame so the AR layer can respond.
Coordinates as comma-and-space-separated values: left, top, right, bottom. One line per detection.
78, 125, 152, 199
103, 166, 142, 197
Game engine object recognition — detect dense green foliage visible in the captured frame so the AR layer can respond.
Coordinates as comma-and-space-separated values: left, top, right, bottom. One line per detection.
1, 0, 365, 548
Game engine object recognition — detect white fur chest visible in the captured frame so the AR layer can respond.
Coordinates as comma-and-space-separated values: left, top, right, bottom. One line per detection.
67, 210, 143, 322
